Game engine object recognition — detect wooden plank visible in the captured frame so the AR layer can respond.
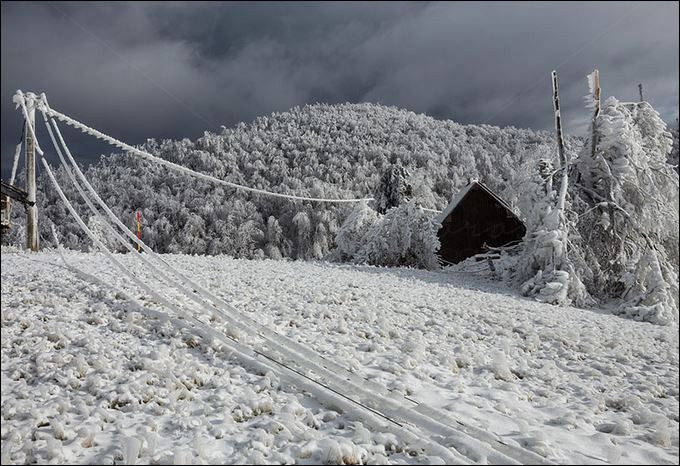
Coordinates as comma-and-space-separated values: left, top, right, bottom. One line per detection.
1, 181, 32, 205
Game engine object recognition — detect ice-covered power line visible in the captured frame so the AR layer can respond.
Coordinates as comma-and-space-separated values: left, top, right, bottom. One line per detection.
9, 122, 25, 185
20, 91, 374, 204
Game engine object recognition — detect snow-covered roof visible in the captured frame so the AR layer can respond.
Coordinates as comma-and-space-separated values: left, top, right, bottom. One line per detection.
436, 180, 521, 224
436, 180, 477, 223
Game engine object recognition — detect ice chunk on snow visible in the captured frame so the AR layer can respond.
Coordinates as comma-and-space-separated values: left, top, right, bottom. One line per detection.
123, 436, 141, 465
51, 419, 66, 440
650, 428, 672, 447
611, 419, 633, 435
491, 350, 514, 381
353, 423, 372, 444
318, 438, 343, 464
172, 449, 192, 465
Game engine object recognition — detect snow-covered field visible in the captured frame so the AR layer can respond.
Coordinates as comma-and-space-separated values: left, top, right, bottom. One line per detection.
1, 249, 678, 465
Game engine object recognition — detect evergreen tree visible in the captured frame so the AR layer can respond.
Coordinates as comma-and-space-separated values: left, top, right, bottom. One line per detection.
264, 216, 284, 260
373, 157, 413, 214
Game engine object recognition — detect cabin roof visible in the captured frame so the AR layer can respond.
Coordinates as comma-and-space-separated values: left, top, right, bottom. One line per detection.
436, 180, 520, 224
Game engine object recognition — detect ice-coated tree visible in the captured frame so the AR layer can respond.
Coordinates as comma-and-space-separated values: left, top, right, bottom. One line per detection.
345, 201, 440, 270
264, 216, 284, 260
335, 201, 379, 261
373, 157, 413, 214
516, 71, 589, 306
517, 158, 588, 305
572, 97, 679, 323
669, 120, 679, 172
181, 213, 207, 255
292, 211, 312, 260
86, 214, 119, 253
234, 219, 263, 258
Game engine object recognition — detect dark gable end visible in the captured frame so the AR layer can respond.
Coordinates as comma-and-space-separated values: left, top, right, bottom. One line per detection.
437, 181, 526, 264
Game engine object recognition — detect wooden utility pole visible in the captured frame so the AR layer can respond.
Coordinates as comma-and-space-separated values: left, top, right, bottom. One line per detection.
638, 83, 643, 102
552, 70, 569, 213
588, 69, 601, 160
551, 70, 570, 271
25, 92, 38, 251
551, 71, 566, 171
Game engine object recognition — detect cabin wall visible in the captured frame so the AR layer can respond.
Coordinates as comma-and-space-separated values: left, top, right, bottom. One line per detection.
437, 186, 525, 264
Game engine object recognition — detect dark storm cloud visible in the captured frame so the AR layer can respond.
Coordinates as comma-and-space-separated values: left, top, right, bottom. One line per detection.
2, 1, 678, 179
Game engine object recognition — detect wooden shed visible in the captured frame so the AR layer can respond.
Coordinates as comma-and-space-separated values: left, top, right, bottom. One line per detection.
436, 180, 526, 264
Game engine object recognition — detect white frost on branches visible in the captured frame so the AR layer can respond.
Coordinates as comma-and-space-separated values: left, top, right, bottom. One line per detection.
374, 160, 413, 214
511, 89, 678, 324
11, 103, 559, 261
517, 159, 587, 305
573, 98, 679, 324
584, 70, 600, 111
336, 201, 440, 270
335, 201, 378, 260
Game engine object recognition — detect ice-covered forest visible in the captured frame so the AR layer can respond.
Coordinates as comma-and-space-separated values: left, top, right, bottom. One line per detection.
7, 103, 570, 256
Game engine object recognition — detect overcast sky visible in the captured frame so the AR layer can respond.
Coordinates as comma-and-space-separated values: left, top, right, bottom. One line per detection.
2, 1, 678, 180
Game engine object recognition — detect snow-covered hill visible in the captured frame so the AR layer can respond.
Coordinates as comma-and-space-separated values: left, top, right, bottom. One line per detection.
5, 103, 573, 259
2, 250, 678, 464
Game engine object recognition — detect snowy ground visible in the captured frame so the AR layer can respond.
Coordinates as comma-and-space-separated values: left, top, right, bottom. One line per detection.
1, 249, 678, 465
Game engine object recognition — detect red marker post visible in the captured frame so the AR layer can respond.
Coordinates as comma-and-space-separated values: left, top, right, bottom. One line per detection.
136, 211, 141, 252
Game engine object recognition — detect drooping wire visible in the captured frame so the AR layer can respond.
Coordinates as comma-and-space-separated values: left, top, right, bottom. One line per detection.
43, 100, 375, 204
9, 121, 26, 185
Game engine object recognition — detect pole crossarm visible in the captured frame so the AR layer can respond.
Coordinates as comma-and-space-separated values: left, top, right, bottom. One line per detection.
1, 181, 34, 206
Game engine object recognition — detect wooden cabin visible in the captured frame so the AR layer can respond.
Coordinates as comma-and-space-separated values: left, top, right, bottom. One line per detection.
1, 180, 32, 236
436, 180, 526, 264
0, 194, 9, 234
